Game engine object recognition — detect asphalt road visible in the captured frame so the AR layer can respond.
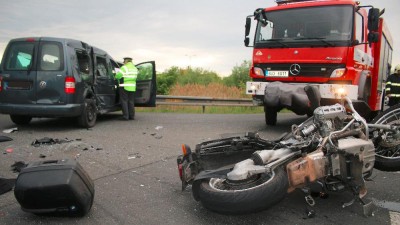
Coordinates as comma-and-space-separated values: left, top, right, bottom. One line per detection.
0, 112, 399, 225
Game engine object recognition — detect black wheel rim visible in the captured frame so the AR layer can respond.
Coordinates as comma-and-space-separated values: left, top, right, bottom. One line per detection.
87, 103, 95, 122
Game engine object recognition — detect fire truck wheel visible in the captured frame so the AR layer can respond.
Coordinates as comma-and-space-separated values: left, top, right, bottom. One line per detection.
194, 167, 288, 214
264, 106, 278, 126
371, 104, 400, 171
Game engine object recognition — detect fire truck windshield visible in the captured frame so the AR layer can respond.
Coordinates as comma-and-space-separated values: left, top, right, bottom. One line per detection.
255, 5, 353, 48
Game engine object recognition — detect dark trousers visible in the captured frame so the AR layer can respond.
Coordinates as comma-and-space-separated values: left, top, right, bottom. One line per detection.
119, 88, 135, 119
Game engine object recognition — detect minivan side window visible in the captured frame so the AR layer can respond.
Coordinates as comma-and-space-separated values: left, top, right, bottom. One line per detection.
4, 42, 34, 70
109, 59, 120, 77
96, 57, 108, 78
39, 42, 63, 71
76, 50, 91, 81
136, 63, 153, 81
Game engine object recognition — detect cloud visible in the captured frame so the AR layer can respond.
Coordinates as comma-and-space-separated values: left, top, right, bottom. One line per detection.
1, 0, 399, 76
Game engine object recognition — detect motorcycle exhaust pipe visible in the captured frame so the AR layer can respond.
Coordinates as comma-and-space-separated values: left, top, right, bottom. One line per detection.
252, 149, 292, 165
227, 148, 292, 181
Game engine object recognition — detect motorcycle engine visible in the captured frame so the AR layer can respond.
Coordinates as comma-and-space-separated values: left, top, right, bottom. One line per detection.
300, 104, 347, 137
313, 104, 347, 137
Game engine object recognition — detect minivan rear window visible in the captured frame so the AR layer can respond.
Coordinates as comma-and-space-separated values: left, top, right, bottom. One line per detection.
39, 42, 64, 71
4, 42, 34, 70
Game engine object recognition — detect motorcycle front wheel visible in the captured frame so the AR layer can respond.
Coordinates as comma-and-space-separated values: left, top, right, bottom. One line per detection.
193, 167, 288, 214
371, 104, 400, 171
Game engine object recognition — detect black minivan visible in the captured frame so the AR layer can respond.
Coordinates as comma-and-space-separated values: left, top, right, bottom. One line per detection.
0, 37, 156, 128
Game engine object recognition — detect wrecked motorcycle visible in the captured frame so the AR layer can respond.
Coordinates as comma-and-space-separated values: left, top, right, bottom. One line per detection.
177, 97, 400, 214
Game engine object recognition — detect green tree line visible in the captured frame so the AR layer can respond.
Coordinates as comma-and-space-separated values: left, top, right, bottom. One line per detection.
156, 60, 251, 95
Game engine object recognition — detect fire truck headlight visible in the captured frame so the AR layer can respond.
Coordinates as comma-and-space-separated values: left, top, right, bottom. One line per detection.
253, 67, 265, 76
333, 86, 347, 97
330, 68, 346, 78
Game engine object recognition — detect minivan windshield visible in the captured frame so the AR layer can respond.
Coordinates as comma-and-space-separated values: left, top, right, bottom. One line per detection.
255, 5, 354, 48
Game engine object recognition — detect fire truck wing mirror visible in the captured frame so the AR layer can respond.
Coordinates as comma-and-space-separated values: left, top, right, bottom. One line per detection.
368, 8, 380, 32
368, 32, 379, 43
244, 37, 250, 47
245, 17, 251, 37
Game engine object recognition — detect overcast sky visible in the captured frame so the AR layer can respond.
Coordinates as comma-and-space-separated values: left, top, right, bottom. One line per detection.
0, 0, 399, 76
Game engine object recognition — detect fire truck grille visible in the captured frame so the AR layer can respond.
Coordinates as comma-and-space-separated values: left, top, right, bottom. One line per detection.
254, 64, 345, 78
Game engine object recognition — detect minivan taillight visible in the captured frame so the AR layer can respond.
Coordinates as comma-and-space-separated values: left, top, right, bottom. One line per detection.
0, 77, 3, 92
65, 77, 75, 94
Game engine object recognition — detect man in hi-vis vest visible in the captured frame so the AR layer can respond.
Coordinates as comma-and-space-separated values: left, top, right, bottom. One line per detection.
115, 57, 138, 120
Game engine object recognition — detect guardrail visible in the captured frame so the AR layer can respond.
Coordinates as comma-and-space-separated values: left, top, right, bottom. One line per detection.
156, 95, 255, 113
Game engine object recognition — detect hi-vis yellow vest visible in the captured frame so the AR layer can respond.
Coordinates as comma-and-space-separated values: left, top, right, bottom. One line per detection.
116, 62, 138, 92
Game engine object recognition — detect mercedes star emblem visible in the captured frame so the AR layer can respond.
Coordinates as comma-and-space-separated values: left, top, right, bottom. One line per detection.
289, 64, 301, 76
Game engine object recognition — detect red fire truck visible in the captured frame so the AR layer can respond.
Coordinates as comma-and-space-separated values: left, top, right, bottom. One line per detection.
244, 0, 393, 125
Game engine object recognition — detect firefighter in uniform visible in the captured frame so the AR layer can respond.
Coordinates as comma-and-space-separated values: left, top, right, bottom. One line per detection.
386, 64, 400, 107
115, 57, 138, 120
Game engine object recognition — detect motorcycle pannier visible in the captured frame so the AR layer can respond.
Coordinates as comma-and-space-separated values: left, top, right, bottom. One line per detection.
14, 159, 94, 216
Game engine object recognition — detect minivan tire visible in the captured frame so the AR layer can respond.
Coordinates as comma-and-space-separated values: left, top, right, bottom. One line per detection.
10, 115, 32, 125
78, 99, 97, 128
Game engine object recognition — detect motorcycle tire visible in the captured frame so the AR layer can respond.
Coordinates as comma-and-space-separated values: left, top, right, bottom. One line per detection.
194, 167, 288, 214
371, 104, 400, 171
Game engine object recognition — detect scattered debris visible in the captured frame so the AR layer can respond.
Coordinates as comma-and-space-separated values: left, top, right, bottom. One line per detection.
3, 127, 18, 134
155, 126, 163, 131
11, 161, 28, 173
0, 136, 13, 142
31, 137, 72, 147
128, 153, 142, 159
5, 148, 13, 154
96, 148, 103, 151
0, 178, 16, 195
39, 154, 47, 158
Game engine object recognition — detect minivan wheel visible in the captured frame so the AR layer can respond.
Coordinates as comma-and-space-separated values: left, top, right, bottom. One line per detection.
10, 115, 32, 125
78, 99, 97, 128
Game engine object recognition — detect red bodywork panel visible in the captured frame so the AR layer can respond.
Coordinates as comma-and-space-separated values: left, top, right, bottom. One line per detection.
249, 0, 393, 112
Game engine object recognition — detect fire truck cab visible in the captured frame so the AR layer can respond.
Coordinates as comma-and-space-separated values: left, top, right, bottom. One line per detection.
245, 0, 393, 125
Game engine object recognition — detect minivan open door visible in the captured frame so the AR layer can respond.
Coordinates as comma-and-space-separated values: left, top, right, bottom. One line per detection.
135, 61, 156, 107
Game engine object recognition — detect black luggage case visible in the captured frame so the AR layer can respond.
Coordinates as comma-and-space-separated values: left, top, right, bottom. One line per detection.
14, 159, 95, 216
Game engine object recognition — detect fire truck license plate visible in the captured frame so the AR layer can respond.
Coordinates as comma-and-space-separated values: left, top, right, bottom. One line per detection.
266, 71, 289, 77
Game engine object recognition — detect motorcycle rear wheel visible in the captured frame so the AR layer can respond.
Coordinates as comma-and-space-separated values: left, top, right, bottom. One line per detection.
194, 167, 288, 214
371, 104, 400, 171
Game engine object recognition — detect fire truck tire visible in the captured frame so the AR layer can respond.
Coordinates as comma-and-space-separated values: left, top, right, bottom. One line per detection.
194, 167, 288, 214
371, 104, 400, 171
264, 106, 278, 126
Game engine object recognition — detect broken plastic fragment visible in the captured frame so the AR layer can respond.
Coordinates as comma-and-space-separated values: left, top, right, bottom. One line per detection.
3, 127, 18, 134
0, 136, 12, 142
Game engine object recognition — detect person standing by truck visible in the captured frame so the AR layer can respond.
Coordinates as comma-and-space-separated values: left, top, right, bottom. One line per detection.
386, 64, 400, 107
115, 57, 138, 120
